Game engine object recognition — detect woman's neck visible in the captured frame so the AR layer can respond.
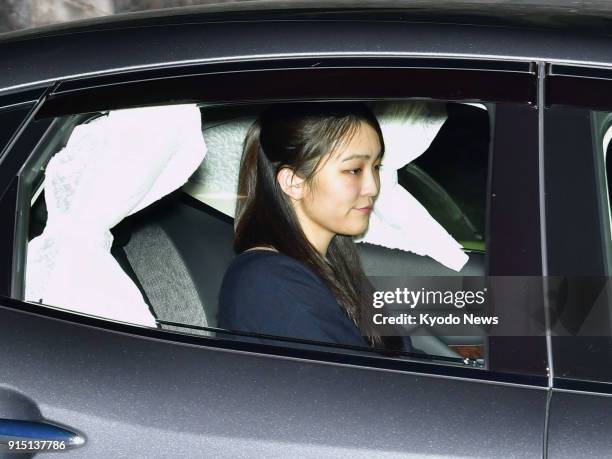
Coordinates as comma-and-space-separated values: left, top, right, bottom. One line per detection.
294, 211, 334, 256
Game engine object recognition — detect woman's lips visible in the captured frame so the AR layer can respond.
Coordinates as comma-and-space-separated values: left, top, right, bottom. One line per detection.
355, 206, 373, 214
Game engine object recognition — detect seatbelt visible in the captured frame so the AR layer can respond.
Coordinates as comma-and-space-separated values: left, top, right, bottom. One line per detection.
123, 223, 212, 337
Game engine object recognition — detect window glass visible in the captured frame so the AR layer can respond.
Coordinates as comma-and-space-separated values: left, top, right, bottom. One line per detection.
399, 103, 489, 252
603, 119, 612, 236
20, 99, 495, 368
546, 106, 612, 384
0, 104, 33, 160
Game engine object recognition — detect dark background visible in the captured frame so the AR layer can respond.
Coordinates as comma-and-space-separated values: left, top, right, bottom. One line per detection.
0, 0, 242, 33
6, 1, 612, 35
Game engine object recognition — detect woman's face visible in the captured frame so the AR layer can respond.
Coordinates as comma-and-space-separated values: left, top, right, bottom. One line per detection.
294, 121, 383, 254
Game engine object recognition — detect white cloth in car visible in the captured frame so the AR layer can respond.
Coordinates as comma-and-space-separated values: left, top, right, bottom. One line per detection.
354, 102, 469, 272
25, 104, 207, 326
186, 101, 468, 271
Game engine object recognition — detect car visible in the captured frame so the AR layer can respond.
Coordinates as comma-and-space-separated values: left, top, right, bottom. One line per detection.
1, 1, 612, 457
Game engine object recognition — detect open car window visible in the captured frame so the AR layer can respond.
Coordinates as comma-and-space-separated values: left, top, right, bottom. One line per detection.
20, 98, 496, 369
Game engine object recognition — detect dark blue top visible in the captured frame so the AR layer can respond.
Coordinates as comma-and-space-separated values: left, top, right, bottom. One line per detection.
218, 250, 413, 352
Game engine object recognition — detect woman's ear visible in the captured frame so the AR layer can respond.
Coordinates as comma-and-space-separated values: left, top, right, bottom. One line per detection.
277, 166, 305, 201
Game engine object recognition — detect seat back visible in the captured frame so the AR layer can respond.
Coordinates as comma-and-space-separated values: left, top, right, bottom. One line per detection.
111, 191, 235, 332
123, 223, 211, 335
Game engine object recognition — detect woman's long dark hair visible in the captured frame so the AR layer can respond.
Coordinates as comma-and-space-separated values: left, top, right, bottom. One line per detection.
234, 102, 401, 351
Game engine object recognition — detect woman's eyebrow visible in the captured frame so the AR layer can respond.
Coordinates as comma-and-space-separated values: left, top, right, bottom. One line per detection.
341, 152, 383, 162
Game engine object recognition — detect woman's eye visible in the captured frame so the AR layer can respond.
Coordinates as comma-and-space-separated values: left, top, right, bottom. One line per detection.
345, 163, 382, 175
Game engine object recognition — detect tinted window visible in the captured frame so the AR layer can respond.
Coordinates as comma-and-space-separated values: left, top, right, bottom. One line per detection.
545, 103, 612, 384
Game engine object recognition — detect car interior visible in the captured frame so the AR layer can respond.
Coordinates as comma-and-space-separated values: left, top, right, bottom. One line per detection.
26, 101, 490, 362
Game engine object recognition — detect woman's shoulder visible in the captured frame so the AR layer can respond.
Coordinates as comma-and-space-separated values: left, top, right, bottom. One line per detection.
219, 250, 337, 317
224, 250, 321, 285
218, 249, 368, 347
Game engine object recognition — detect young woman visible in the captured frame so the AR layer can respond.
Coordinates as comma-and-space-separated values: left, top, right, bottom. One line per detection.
218, 102, 413, 353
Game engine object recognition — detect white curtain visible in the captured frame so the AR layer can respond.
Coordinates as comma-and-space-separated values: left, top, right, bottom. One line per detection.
25, 104, 207, 326
355, 101, 469, 272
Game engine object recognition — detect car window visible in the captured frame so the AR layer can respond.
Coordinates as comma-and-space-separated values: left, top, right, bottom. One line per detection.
0, 104, 34, 159
15, 98, 499, 369
544, 104, 612, 384
603, 118, 612, 236
399, 103, 489, 252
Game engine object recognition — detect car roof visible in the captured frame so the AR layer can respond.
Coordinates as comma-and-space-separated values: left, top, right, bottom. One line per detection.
3, 0, 612, 42
3, 1, 612, 97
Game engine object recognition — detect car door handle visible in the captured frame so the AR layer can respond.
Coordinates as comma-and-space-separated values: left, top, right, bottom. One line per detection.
0, 418, 85, 451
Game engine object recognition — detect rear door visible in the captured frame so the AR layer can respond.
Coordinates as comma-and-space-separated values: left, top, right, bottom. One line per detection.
1, 39, 548, 459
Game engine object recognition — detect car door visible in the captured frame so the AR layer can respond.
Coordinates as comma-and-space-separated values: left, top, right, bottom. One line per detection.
1, 20, 548, 458
544, 64, 612, 458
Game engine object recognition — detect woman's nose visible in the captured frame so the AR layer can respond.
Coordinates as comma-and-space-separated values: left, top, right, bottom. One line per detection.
362, 168, 380, 197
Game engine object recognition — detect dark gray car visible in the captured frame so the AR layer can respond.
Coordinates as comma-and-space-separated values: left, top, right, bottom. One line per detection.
1, 2, 611, 457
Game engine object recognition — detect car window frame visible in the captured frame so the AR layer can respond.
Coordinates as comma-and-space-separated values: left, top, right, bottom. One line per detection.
545, 63, 612, 391
1, 57, 548, 386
